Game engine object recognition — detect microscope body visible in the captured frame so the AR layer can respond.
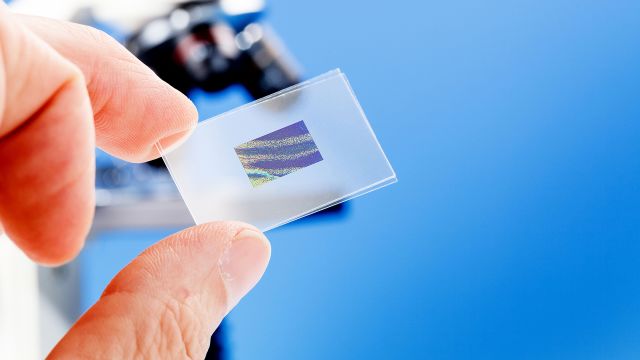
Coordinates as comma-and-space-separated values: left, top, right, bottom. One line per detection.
127, 0, 299, 99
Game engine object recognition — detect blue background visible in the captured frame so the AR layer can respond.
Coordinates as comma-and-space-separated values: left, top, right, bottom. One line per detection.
82, 0, 640, 359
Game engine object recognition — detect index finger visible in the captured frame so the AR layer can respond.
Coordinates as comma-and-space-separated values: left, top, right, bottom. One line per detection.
18, 14, 198, 162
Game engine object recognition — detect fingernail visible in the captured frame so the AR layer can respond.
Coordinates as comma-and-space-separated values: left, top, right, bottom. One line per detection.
219, 228, 271, 309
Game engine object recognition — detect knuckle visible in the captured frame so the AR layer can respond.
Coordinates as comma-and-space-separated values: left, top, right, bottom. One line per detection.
146, 295, 209, 359
94, 291, 211, 359
63, 61, 86, 86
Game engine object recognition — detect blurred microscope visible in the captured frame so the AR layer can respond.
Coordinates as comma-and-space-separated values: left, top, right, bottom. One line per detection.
128, 0, 299, 100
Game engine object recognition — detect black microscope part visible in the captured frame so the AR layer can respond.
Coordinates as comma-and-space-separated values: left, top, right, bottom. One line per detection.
127, 0, 299, 99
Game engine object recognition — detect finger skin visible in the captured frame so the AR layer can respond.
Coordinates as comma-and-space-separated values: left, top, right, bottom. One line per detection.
0, 5, 95, 265
48, 222, 271, 359
18, 14, 198, 162
0, 7, 199, 264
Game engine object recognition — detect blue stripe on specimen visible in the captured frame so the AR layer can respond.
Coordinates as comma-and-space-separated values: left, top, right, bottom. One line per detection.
234, 121, 323, 187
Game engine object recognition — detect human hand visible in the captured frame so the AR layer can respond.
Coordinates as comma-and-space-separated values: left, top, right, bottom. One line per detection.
0, 5, 270, 358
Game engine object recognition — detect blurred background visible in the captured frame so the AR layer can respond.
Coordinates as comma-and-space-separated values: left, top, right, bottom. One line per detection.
2, 0, 640, 359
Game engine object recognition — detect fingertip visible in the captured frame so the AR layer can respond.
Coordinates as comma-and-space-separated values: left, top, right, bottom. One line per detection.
150, 95, 198, 159
28, 232, 87, 266
15, 206, 92, 267
219, 226, 271, 310
102, 221, 270, 305
19, 15, 201, 163
187, 221, 271, 311
102, 84, 199, 163
158, 87, 198, 144
17, 190, 94, 267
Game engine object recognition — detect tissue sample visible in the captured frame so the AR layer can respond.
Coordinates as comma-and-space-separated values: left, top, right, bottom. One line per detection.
234, 121, 323, 187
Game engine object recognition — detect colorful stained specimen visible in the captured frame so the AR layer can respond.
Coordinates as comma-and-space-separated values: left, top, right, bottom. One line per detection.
234, 121, 323, 187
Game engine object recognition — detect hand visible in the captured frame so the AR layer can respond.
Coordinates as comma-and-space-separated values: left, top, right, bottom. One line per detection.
0, 5, 270, 359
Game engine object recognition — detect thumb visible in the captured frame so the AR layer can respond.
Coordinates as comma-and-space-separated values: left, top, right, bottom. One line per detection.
48, 222, 271, 359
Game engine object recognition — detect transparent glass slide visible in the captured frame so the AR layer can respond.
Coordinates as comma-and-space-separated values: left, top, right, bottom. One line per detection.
158, 69, 396, 231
